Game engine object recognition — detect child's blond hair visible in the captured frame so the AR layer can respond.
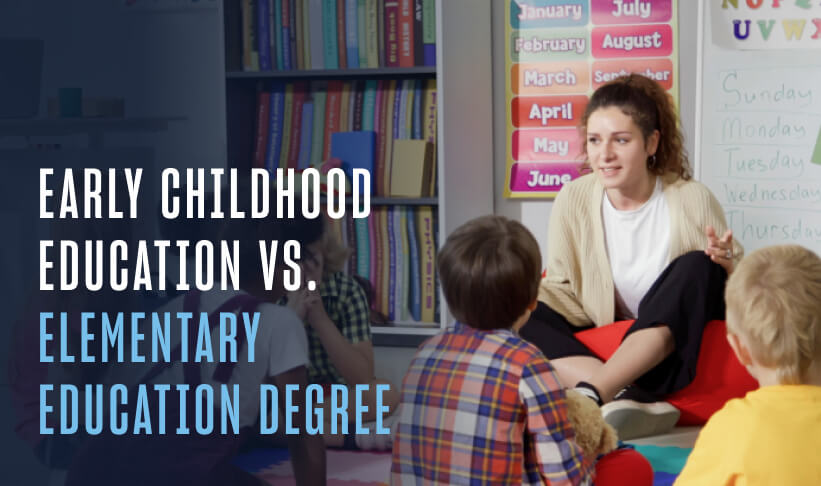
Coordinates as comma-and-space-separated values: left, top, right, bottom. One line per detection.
317, 218, 352, 275
725, 244, 821, 384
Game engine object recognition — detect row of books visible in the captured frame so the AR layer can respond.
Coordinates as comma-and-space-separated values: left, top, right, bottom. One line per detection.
233, 0, 436, 72
252, 78, 437, 197
328, 206, 439, 326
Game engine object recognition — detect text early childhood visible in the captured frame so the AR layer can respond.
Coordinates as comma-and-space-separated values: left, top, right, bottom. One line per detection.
38, 167, 371, 292
36, 166, 391, 438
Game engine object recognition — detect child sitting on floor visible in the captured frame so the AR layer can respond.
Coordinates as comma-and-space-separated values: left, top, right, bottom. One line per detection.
284, 218, 399, 450
391, 215, 651, 486
676, 244, 821, 485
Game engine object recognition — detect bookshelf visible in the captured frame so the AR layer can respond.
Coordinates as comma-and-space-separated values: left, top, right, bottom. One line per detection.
220, 0, 494, 346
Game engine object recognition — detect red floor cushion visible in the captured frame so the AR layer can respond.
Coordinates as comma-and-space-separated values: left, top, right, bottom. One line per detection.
574, 320, 758, 425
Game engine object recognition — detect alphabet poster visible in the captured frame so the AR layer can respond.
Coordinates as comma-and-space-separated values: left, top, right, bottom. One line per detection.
710, 0, 821, 50
504, 0, 679, 198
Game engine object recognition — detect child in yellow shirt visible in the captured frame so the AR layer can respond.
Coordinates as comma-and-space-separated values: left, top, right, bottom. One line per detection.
676, 244, 821, 485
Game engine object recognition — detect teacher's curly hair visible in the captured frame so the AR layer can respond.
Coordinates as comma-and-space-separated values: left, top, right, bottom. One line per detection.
579, 73, 691, 181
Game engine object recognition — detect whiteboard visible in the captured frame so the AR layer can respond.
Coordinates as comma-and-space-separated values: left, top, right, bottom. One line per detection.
695, 0, 821, 256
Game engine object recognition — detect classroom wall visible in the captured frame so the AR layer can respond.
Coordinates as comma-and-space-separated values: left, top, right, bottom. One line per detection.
0, 0, 226, 169
0, 2, 225, 482
491, 3, 701, 264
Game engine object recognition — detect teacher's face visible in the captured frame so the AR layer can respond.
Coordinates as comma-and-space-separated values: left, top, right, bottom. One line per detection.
585, 106, 658, 195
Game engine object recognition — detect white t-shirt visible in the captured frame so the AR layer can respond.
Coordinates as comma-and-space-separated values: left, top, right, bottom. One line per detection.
105, 290, 309, 428
602, 178, 670, 319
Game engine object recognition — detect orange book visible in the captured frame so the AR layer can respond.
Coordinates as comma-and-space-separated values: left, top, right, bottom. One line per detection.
337, 0, 348, 68
398, 0, 414, 67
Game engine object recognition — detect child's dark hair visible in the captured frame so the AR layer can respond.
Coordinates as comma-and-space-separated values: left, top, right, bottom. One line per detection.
437, 215, 541, 330
580, 73, 691, 181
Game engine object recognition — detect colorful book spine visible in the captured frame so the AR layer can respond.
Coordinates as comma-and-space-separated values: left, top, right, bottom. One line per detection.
387, 207, 396, 321
278, 83, 294, 169
338, 81, 352, 133
413, 0, 424, 66
336, 0, 348, 69
357, 0, 368, 68
398, 207, 410, 321
422, 0, 435, 66
397, 79, 409, 139
267, 0, 278, 70
294, 0, 305, 70
377, 0, 386, 67
297, 100, 314, 170
308, 0, 325, 69
352, 80, 365, 131
423, 79, 437, 193
369, 211, 380, 311
323, 80, 343, 160
281, 0, 292, 70
287, 82, 306, 169
406, 206, 421, 321
384, 1, 399, 67
257, 0, 272, 70
309, 86, 327, 168
433, 211, 440, 322
302, 0, 311, 68
379, 208, 391, 317
241, 0, 260, 71
355, 215, 370, 279
322, 0, 339, 69
364, 0, 379, 68
265, 83, 286, 172
390, 207, 403, 322
253, 90, 271, 168
345, 0, 359, 68
412, 79, 423, 139
289, 0, 298, 70
361, 80, 377, 131
417, 206, 435, 322
404, 79, 415, 138
372, 81, 385, 195
273, 0, 284, 69
398, 0, 414, 67
385, 79, 399, 194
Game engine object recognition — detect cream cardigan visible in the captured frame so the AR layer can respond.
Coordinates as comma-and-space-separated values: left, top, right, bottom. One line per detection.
538, 173, 744, 328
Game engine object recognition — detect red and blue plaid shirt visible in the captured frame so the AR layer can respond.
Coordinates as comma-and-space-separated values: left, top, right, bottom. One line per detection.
391, 322, 591, 485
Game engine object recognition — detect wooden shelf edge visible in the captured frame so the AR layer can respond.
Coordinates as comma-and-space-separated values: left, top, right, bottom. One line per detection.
227, 67, 436, 80
371, 325, 440, 335
372, 331, 435, 348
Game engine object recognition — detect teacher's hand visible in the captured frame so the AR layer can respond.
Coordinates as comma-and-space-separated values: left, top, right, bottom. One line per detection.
705, 225, 734, 274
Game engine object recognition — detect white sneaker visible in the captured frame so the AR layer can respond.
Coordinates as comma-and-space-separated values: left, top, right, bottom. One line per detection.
354, 414, 397, 451
601, 385, 680, 440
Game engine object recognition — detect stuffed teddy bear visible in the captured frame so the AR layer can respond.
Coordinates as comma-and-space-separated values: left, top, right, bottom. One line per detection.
565, 389, 618, 460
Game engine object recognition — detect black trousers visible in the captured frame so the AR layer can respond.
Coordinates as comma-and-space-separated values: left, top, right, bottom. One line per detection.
519, 251, 728, 396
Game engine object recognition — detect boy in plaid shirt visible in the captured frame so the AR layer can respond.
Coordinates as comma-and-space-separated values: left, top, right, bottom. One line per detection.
391, 215, 593, 485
